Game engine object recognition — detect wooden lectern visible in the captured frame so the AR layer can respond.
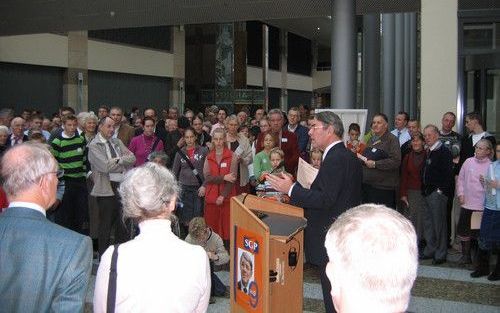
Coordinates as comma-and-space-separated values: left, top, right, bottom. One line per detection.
230, 194, 307, 313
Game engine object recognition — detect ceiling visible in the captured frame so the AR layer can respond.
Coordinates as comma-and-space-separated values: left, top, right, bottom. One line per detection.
0, 0, 420, 36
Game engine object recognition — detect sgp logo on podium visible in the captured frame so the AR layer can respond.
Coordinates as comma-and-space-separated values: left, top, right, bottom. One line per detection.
243, 237, 259, 253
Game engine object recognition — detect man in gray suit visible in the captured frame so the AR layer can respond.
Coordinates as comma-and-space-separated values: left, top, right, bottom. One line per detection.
0, 143, 92, 312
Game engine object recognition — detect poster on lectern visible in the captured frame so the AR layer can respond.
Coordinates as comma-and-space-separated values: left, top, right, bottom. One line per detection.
233, 226, 263, 312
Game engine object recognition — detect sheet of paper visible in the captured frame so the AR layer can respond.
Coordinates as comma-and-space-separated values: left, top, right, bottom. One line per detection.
297, 157, 318, 189
470, 211, 483, 230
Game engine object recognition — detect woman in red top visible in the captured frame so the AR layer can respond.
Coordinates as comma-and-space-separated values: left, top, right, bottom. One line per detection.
203, 128, 237, 243
400, 132, 426, 244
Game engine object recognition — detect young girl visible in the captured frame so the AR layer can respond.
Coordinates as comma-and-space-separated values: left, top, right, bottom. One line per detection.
345, 123, 366, 154
456, 138, 493, 265
253, 133, 275, 182
472, 143, 500, 281
256, 148, 291, 203
310, 149, 323, 169
269, 148, 292, 179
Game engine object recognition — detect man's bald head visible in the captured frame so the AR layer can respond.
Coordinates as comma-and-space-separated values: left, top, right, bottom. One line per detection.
1, 143, 58, 199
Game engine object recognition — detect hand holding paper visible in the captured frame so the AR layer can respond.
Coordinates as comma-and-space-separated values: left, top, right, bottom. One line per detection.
296, 158, 318, 189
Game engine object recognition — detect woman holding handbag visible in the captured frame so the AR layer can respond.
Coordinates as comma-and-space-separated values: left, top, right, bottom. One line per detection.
172, 127, 208, 237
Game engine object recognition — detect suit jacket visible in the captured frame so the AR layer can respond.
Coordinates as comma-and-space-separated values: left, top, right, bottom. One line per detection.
285, 124, 309, 155
290, 143, 362, 266
117, 123, 135, 147
0, 206, 92, 313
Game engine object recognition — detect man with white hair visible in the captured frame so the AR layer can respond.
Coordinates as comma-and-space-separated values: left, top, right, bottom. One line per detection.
6, 117, 28, 146
0, 143, 92, 312
324, 204, 418, 313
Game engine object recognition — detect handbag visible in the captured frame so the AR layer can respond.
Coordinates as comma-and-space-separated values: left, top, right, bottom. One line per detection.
176, 149, 203, 186
106, 244, 120, 313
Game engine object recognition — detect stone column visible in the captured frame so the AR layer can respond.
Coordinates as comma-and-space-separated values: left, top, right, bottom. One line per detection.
262, 24, 269, 112
362, 14, 381, 125
394, 13, 404, 115
421, 0, 458, 127
64, 31, 88, 112
331, 0, 356, 109
408, 12, 417, 120
171, 26, 186, 112
234, 22, 247, 89
382, 14, 395, 124
280, 29, 288, 112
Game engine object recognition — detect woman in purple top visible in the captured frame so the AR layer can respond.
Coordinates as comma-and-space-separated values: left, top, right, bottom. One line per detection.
128, 117, 164, 166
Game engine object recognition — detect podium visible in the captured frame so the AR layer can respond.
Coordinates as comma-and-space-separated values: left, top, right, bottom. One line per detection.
230, 194, 307, 313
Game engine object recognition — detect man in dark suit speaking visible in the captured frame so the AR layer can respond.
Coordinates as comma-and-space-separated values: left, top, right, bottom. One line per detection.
0, 143, 92, 312
267, 111, 362, 313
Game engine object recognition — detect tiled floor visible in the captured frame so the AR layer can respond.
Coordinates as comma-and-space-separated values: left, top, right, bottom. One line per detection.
86, 254, 500, 313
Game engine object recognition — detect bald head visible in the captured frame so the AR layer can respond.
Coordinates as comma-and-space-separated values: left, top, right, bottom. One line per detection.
1, 143, 58, 201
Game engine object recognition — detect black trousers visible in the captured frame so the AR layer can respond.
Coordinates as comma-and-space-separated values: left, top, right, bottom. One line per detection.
56, 179, 89, 235
96, 183, 129, 257
362, 184, 396, 209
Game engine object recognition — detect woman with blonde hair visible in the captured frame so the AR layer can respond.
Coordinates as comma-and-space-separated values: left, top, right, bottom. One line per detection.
203, 128, 237, 244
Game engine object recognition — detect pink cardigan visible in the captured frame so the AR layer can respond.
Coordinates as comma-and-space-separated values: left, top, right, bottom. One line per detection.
128, 134, 164, 166
456, 156, 491, 211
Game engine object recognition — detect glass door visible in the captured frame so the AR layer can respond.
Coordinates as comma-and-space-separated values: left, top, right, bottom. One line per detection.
463, 55, 500, 139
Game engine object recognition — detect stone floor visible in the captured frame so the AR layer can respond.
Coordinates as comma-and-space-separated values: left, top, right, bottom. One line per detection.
85, 248, 500, 313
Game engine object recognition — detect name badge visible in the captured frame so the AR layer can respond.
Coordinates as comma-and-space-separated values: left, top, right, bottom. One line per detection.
281, 138, 288, 143
263, 159, 267, 163
371, 148, 377, 153
221, 162, 227, 168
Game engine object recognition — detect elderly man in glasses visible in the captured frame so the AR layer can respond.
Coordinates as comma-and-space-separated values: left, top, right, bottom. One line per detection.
0, 143, 92, 313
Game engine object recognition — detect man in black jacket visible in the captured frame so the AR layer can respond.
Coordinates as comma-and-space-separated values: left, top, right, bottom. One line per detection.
267, 111, 362, 313
421, 124, 453, 264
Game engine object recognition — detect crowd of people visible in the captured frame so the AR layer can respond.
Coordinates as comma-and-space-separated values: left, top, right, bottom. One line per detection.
0, 103, 498, 312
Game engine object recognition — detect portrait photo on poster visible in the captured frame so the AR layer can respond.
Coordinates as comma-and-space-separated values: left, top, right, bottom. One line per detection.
237, 248, 255, 295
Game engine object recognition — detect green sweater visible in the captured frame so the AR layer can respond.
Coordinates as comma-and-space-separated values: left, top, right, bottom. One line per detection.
253, 150, 273, 181
51, 133, 87, 180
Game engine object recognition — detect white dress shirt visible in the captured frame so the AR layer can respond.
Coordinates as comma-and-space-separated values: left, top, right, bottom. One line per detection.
8, 201, 46, 216
93, 219, 211, 313
391, 127, 411, 146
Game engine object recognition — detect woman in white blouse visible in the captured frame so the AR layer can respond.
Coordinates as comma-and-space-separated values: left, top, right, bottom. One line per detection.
93, 162, 211, 313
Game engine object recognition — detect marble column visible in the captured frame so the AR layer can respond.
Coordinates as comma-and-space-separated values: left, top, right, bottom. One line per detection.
64, 31, 88, 112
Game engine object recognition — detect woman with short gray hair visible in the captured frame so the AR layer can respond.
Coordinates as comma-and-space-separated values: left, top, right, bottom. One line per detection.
0, 125, 9, 156
93, 162, 210, 313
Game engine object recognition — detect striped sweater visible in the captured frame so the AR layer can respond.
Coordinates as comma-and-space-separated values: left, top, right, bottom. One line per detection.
51, 133, 87, 180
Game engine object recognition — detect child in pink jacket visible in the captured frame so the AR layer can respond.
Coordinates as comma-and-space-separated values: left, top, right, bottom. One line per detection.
456, 139, 493, 265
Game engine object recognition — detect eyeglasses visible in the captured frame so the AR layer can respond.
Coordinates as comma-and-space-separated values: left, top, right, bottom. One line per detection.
30, 169, 64, 184
309, 124, 325, 132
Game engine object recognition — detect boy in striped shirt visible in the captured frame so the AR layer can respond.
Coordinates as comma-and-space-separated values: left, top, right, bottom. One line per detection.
51, 114, 89, 235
